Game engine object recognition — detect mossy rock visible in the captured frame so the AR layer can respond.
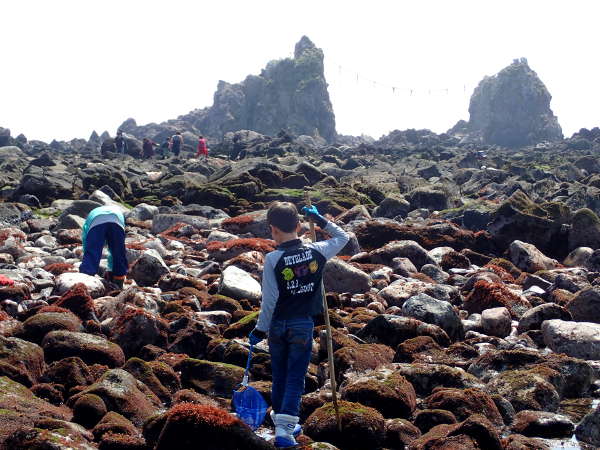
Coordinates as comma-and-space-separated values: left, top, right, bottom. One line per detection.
72, 393, 107, 429
42, 330, 125, 368
20, 311, 82, 344
223, 311, 259, 339
0, 335, 45, 387
123, 357, 172, 404
149, 403, 273, 450
179, 359, 244, 398
486, 368, 560, 412
340, 368, 416, 418
182, 185, 236, 209
305, 400, 385, 450
254, 188, 305, 203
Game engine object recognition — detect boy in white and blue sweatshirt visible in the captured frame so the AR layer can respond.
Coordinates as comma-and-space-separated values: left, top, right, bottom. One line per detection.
249, 201, 349, 448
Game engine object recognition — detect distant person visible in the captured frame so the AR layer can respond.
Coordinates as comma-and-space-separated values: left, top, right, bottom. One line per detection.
171, 131, 183, 157
79, 205, 127, 289
114, 130, 128, 155
142, 138, 158, 158
196, 135, 208, 160
160, 136, 171, 159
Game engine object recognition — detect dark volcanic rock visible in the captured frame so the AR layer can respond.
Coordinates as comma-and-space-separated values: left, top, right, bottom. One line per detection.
458, 58, 562, 147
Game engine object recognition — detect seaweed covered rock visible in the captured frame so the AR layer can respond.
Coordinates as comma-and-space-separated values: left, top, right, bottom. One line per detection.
340, 367, 416, 418
43, 356, 94, 391
111, 307, 169, 358
566, 286, 600, 323
179, 358, 244, 398
425, 388, 503, 426
0, 335, 45, 387
464, 279, 531, 318
21, 310, 81, 344
69, 369, 161, 427
54, 283, 98, 322
486, 368, 560, 412
356, 314, 450, 348
42, 330, 126, 368
148, 402, 274, 450
304, 401, 385, 450
392, 363, 482, 396
408, 414, 502, 450
511, 410, 574, 438
72, 393, 108, 428
0, 376, 71, 446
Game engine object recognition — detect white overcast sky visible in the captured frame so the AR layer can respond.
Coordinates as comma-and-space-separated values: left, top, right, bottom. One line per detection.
2, 0, 599, 142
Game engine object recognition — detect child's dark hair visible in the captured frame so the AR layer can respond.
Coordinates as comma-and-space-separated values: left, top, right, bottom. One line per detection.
267, 201, 299, 233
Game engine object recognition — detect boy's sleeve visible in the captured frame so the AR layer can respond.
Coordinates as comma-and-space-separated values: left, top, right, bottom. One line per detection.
255, 253, 280, 332
309, 221, 350, 260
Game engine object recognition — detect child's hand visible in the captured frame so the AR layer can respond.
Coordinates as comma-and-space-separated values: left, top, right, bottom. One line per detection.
302, 205, 328, 228
249, 328, 266, 345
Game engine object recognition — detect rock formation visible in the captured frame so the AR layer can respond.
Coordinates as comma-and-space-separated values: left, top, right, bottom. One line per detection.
120, 36, 336, 143
451, 58, 563, 147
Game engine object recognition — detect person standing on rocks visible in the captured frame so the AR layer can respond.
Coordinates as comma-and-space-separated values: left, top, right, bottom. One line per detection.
142, 137, 158, 159
79, 205, 128, 289
159, 136, 171, 159
114, 130, 128, 155
249, 202, 349, 448
170, 131, 183, 157
196, 135, 208, 161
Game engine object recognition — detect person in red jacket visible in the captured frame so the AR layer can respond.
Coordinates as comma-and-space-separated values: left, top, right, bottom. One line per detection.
196, 135, 208, 160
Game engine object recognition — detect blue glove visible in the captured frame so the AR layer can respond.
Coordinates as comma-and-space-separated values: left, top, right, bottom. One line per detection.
249, 328, 266, 345
302, 205, 328, 229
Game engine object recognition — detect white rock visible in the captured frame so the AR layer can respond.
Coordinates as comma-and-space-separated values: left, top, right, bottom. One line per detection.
481, 307, 512, 338
542, 319, 600, 360
55, 272, 106, 298
218, 265, 261, 303
509, 240, 559, 273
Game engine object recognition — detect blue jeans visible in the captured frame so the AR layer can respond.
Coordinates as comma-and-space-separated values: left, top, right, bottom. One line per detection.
269, 317, 314, 416
80, 223, 128, 277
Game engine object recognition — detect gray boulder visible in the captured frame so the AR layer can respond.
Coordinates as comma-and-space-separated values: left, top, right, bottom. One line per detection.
542, 319, 600, 360
508, 240, 558, 273
566, 286, 600, 323
127, 203, 159, 221
517, 303, 572, 333
576, 404, 600, 447
323, 258, 372, 294
373, 196, 411, 219
401, 293, 464, 341
219, 265, 261, 303
130, 250, 170, 287
151, 214, 209, 234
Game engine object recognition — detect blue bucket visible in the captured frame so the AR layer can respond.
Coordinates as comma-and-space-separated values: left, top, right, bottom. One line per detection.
232, 344, 268, 430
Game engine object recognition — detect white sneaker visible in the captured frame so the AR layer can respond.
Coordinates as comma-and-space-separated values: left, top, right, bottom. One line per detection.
271, 411, 301, 437
274, 413, 299, 448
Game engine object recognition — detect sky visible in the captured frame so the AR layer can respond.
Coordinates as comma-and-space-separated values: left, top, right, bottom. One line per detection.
2, 0, 599, 142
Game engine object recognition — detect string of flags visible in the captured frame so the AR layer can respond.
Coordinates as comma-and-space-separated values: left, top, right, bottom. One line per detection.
328, 60, 475, 97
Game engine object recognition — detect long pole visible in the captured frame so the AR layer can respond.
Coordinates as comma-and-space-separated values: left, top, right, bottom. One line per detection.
304, 191, 342, 432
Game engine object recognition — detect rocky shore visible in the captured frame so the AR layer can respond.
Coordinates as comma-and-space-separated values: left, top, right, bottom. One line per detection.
0, 122, 600, 449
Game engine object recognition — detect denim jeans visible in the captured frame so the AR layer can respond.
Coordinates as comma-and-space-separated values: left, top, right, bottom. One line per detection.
269, 316, 314, 416
80, 223, 127, 277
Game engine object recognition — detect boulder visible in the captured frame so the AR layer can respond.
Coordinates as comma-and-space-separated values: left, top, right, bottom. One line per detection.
384, 418, 421, 449
179, 358, 244, 398
69, 368, 161, 427
0, 335, 45, 387
218, 265, 261, 302
55, 272, 105, 298
481, 307, 512, 338
111, 308, 169, 358
372, 196, 411, 219
425, 387, 503, 426
151, 214, 209, 234
566, 286, 600, 323
486, 368, 560, 412
370, 240, 436, 269
542, 319, 600, 360
576, 404, 600, 447
340, 367, 416, 418
508, 240, 559, 273
563, 246, 593, 268
402, 293, 464, 341
304, 401, 385, 450
323, 258, 372, 294
42, 330, 125, 367
569, 208, 600, 251
356, 314, 450, 348
127, 203, 159, 221
129, 249, 170, 287
517, 303, 571, 333
511, 410, 574, 438
392, 363, 482, 396
20, 310, 82, 344
0, 376, 71, 446
148, 403, 274, 450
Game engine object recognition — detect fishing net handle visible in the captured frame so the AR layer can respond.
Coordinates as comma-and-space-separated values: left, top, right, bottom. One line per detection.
242, 343, 254, 386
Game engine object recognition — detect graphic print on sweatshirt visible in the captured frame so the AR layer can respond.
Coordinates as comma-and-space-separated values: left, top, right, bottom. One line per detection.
275, 243, 325, 300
